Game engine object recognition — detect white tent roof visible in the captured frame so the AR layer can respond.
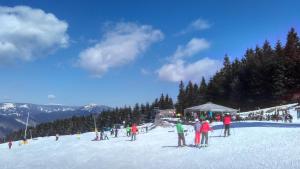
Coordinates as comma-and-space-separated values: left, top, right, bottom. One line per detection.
184, 102, 238, 113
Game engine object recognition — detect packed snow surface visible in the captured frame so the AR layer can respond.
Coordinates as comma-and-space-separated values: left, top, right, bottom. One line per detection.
1, 121, 300, 169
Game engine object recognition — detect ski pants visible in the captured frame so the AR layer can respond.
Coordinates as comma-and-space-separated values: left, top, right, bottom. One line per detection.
201, 132, 208, 145
178, 133, 186, 146
131, 133, 136, 141
195, 132, 201, 145
224, 124, 230, 136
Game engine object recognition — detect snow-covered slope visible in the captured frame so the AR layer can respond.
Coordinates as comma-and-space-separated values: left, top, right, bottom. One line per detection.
1, 121, 300, 169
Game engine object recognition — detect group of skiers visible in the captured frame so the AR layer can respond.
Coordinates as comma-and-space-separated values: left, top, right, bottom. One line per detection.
6, 115, 232, 149
176, 113, 232, 148
91, 123, 142, 142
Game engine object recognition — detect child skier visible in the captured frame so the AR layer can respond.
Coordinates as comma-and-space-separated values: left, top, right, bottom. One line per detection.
176, 120, 186, 147
194, 119, 201, 147
8, 140, 12, 149
92, 131, 99, 141
200, 120, 213, 147
223, 113, 231, 137
55, 134, 59, 141
131, 123, 138, 141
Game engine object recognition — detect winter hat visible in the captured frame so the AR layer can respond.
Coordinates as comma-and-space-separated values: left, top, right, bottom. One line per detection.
195, 118, 199, 122
205, 120, 209, 123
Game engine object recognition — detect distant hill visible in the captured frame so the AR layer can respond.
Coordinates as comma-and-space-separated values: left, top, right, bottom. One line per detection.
0, 103, 111, 137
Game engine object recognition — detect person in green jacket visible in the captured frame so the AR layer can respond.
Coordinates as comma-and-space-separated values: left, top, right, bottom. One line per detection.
126, 125, 131, 137
176, 120, 186, 147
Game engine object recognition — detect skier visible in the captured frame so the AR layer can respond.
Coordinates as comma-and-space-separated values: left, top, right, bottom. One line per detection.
176, 120, 186, 147
114, 126, 118, 137
55, 134, 59, 141
208, 111, 213, 122
145, 126, 148, 133
126, 125, 131, 137
110, 128, 114, 136
131, 123, 138, 141
200, 120, 213, 147
194, 119, 201, 147
8, 140, 12, 149
104, 130, 109, 140
223, 113, 231, 137
200, 113, 206, 121
92, 131, 99, 141
100, 128, 104, 140
77, 132, 81, 140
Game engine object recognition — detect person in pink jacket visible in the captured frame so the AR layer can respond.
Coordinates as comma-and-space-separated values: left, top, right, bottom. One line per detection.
194, 119, 201, 147
200, 120, 213, 147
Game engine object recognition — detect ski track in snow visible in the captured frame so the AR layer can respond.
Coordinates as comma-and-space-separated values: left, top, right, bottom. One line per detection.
1, 121, 300, 169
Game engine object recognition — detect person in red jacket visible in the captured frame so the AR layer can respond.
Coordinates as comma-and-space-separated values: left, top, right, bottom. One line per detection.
131, 123, 138, 141
200, 120, 213, 147
223, 113, 231, 137
8, 140, 12, 149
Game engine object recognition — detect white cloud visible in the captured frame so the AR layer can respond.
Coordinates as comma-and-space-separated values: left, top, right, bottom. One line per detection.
157, 58, 222, 82
172, 38, 210, 60
48, 94, 56, 100
0, 6, 69, 63
177, 18, 211, 35
77, 22, 164, 77
190, 18, 211, 30
157, 37, 221, 82
141, 68, 151, 75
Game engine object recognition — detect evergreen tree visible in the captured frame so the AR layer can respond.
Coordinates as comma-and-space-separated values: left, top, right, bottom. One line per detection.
176, 81, 185, 114
272, 40, 287, 100
285, 28, 300, 90
197, 77, 207, 104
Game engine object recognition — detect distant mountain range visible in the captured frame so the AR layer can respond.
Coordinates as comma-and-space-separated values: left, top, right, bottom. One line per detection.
0, 103, 111, 137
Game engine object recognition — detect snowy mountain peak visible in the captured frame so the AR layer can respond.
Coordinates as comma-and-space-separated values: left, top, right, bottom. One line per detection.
20, 104, 29, 109
0, 103, 16, 110
83, 103, 97, 109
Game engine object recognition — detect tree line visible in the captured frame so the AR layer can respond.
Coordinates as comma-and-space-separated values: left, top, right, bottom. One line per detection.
176, 28, 300, 113
5, 94, 174, 141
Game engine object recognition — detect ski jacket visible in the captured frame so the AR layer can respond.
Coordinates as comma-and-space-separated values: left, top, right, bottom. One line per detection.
131, 125, 138, 133
200, 122, 212, 133
223, 116, 231, 125
176, 123, 184, 133
194, 122, 201, 132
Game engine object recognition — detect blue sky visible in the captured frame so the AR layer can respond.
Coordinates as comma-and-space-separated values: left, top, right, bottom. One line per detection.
0, 0, 300, 107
